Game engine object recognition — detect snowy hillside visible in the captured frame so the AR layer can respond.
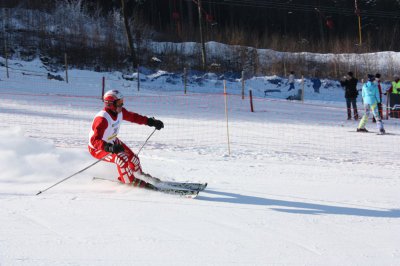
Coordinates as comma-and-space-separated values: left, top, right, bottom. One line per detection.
0, 58, 399, 265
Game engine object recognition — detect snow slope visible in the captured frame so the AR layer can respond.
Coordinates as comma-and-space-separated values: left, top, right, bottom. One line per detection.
0, 58, 399, 266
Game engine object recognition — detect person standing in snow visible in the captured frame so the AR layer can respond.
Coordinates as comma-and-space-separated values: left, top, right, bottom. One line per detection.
372, 73, 383, 123
311, 77, 321, 93
340, 71, 359, 120
384, 74, 400, 118
88, 90, 164, 187
385, 74, 400, 95
287, 71, 295, 91
357, 74, 385, 134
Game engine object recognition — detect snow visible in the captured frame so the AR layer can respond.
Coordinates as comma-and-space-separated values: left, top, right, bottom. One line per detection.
1, 57, 400, 265
147, 41, 400, 75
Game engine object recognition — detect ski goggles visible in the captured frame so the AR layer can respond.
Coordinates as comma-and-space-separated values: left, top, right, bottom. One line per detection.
114, 99, 124, 108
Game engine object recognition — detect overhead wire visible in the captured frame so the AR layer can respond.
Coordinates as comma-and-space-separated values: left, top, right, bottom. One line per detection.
201, 0, 400, 19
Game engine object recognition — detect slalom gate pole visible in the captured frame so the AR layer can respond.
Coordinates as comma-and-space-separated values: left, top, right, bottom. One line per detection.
223, 80, 231, 155
36, 154, 109, 196
137, 128, 157, 155
386, 93, 390, 120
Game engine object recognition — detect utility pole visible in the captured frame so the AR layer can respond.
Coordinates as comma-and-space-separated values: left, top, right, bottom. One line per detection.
197, 0, 207, 70
355, 0, 362, 46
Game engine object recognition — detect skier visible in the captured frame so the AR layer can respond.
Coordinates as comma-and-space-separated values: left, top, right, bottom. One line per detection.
88, 90, 164, 187
357, 74, 385, 134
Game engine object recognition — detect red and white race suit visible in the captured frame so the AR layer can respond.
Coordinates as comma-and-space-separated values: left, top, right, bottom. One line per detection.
88, 107, 149, 186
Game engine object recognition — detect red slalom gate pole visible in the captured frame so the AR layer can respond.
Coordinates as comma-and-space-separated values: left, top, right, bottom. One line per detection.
101, 77, 105, 100
249, 90, 254, 112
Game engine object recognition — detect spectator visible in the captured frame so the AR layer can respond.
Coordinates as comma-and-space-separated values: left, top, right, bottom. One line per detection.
340, 71, 359, 120
287, 71, 295, 91
385, 74, 400, 95
311, 77, 321, 93
357, 74, 385, 134
372, 73, 383, 122
385, 74, 400, 118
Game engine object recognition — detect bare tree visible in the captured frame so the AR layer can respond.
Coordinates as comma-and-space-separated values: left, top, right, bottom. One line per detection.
121, 0, 136, 66
197, 0, 207, 70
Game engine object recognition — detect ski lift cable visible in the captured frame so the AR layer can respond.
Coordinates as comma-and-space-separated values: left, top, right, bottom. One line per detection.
202, 0, 400, 19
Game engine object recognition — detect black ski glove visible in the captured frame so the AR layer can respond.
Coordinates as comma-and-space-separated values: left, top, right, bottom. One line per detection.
104, 143, 124, 154
147, 117, 164, 130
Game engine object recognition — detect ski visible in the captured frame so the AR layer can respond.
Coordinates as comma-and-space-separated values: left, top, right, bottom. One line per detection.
92, 176, 206, 191
158, 181, 207, 191
151, 185, 199, 198
348, 130, 372, 133
92, 177, 201, 198
136, 173, 207, 191
377, 131, 397, 135
349, 131, 395, 135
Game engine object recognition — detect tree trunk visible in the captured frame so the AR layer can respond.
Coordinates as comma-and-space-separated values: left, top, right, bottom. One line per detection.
186, 0, 194, 31
197, 0, 207, 70
121, 0, 136, 66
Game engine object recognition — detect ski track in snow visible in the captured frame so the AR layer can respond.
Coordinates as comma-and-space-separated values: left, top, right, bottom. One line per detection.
0, 58, 400, 265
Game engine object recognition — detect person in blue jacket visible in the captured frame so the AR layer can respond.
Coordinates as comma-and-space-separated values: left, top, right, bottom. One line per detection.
357, 74, 385, 134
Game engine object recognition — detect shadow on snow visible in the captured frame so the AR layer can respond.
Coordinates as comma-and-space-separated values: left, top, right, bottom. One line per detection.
197, 189, 400, 218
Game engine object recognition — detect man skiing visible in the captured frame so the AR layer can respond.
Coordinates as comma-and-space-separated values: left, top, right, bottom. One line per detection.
88, 90, 164, 187
357, 74, 385, 134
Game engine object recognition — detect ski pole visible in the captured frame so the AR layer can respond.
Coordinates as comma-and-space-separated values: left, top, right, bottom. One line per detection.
137, 128, 157, 155
35, 154, 108, 196
36, 129, 157, 196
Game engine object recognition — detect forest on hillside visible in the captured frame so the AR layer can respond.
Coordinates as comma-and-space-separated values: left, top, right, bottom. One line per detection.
126, 0, 400, 53
8, 0, 400, 52
1, 0, 400, 75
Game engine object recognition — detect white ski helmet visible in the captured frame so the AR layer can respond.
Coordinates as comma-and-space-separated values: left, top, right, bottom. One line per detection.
103, 90, 124, 111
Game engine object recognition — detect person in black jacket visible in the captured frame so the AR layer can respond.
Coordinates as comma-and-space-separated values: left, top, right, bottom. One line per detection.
340, 71, 359, 120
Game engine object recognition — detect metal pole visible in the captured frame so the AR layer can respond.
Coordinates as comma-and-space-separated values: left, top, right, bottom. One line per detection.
64, 53, 69, 83
137, 128, 157, 155
36, 154, 108, 195
137, 64, 140, 91
386, 93, 390, 120
36, 129, 157, 195
249, 89, 254, 112
301, 75, 305, 103
223, 80, 231, 155
102, 77, 105, 100
184, 67, 187, 94
241, 70, 245, 100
